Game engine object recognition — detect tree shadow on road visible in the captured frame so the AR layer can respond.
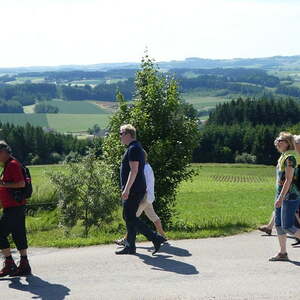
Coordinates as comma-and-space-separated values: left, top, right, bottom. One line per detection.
136, 253, 199, 275
0, 275, 70, 300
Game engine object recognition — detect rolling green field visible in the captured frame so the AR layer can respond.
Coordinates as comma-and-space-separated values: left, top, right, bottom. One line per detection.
0, 113, 112, 133
182, 91, 232, 111
48, 100, 109, 114
23, 163, 275, 247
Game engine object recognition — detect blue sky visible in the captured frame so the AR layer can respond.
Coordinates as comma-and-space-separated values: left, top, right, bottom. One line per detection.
1, 0, 300, 67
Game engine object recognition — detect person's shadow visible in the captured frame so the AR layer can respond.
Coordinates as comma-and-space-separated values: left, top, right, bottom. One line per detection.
136, 243, 199, 275
137, 242, 192, 257
0, 275, 70, 300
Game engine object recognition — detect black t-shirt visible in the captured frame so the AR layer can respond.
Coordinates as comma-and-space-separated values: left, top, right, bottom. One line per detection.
120, 140, 146, 194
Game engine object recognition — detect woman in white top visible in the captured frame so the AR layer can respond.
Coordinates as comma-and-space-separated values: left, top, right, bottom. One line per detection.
135, 151, 166, 238
115, 150, 167, 246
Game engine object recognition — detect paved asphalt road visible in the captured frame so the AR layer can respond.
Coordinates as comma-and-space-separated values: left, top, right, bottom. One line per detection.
0, 231, 299, 300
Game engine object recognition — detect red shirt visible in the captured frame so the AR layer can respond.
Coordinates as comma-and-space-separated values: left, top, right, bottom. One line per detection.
0, 159, 26, 208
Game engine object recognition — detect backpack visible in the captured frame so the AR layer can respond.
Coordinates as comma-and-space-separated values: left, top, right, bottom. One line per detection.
2, 157, 33, 202
20, 164, 33, 199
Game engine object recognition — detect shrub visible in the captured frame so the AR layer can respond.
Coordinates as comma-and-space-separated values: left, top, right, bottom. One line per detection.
235, 152, 257, 164
48, 151, 120, 237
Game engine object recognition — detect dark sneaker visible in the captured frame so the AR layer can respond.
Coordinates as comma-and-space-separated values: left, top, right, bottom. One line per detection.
291, 239, 300, 246
115, 247, 136, 255
152, 235, 167, 255
258, 225, 272, 235
11, 259, 32, 276
0, 259, 17, 277
269, 252, 289, 262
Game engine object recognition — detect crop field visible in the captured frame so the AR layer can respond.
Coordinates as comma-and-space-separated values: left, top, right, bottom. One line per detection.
0, 113, 112, 132
23, 163, 276, 247
182, 93, 232, 110
47, 114, 111, 132
49, 100, 110, 114
0, 114, 49, 127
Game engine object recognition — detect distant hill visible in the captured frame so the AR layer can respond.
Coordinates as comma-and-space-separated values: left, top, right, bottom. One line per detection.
1, 55, 300, 73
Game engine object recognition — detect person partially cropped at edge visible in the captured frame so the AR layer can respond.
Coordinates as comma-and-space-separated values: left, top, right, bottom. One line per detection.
0, 141, 31, 276
270, 132, 300, 261
116, 124, 166, 255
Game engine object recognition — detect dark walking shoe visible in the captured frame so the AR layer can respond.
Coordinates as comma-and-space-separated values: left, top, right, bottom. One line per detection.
258, 225, 272, 235
152, 235, 167, 255
115, 247, 136, 255
291, 239, 300, 246
10, 259, 32, 276
269, 252, 289, 262
0, 259, 17, 277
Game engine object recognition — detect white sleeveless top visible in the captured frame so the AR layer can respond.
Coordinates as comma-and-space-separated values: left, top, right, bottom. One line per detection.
144, 163, 155, 203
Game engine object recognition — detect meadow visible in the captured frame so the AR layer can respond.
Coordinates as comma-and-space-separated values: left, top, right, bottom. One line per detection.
182, 91, 234, 111
0, 113, 112, 133
23, 163, 275, 247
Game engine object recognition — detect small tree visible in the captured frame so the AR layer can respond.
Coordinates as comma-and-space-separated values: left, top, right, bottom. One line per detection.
48, 151, 120, 237
103, 55, 199, 227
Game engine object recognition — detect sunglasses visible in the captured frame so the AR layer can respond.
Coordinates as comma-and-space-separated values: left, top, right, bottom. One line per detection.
119, 132, 126, 136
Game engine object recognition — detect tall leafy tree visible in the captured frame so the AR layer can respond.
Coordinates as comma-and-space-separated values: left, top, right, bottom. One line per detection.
103, 55, 199, 227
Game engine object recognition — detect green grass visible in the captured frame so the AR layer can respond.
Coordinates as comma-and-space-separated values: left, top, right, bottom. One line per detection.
47, 114, 111, 132
182, 92, 232, 111
0, 114, 49, 127
22, 163, 276, 247
0, 113, 112, 133
49, 100, 109, 114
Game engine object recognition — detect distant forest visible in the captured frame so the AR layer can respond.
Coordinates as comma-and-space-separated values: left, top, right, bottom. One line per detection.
193, 97, 300, 165
0, 68, 300, 112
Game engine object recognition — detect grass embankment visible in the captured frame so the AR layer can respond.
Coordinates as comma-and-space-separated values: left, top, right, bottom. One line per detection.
21, 163, 276, 247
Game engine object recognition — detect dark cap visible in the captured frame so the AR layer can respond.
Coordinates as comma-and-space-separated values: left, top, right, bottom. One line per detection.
0, 141, 12, 154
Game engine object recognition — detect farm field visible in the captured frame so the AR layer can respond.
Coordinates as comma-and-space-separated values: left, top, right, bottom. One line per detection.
24, 163, 276, 247
47, 114, 111, 132
47, 100, 110, 114
0, 113, 112, 132
182, 92, 232, 111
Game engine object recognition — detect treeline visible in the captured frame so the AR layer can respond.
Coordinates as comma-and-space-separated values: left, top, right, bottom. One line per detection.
34, 102, 59, 113
0, 122, 92, 164
208, 97, 300, 126
179, 75, 264, 95
19, 69, 137, 82
61, 78, 134, 101
193, 97, 300, 165
0, 83, 58, 106
276, 84, 300, 98
193, 124, 281, 165
0, 100, 23, 113
173, 68, 280, 87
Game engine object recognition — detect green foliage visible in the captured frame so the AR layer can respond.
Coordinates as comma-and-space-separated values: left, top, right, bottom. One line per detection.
26, 163, 275, 247
103, 56, 200, 227
235, 153, 257, 164
0, 99, 23, 113
193, 123, 281, 165
34, 102, 59, 113
208, 97, 300, 126
0, 122, 91, 164
48, 151, 120, 237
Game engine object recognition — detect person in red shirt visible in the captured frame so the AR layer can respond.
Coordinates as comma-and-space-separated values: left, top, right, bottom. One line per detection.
0, 141, 31, 277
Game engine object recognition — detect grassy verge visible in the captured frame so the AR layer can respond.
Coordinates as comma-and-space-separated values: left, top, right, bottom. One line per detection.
20, 163, 275, 247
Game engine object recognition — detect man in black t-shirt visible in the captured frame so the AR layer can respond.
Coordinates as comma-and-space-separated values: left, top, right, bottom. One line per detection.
116, 124, 165, 255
